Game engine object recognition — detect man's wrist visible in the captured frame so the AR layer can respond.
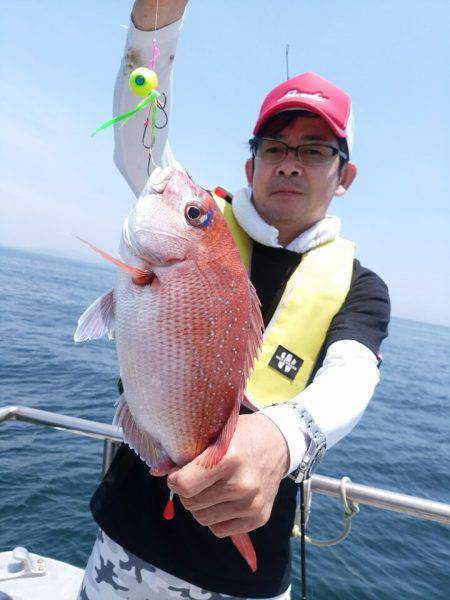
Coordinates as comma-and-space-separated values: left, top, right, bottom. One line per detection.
286, 403, 327, 483
258, 403, 327, 482
252, 412, 290, 479
257, 404, 308, 477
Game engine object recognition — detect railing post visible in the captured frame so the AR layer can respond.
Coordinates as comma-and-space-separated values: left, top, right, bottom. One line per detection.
102, 440, 120, 475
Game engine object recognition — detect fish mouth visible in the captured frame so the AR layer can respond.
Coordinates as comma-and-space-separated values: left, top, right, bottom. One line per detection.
139, 250, 184, 269
130, 227, 188, 267
150, 228, 190, 243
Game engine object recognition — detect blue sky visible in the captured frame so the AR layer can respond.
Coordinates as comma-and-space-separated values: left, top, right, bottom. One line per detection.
1, 1, 449, 326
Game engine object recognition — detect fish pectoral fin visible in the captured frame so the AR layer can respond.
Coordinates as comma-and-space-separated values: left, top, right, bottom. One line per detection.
74, 289, 115, 342
195, 396, 240, 469
114, 394, 173, 471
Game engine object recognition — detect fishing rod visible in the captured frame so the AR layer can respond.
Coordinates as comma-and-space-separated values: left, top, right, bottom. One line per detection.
285, 41, 308, 596
286, 44, 290, 80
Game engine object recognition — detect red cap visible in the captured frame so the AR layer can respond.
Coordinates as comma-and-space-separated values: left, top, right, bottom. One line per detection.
253, 72, 353, 149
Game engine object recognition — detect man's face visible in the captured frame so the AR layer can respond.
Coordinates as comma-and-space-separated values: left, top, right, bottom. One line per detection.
245, 114, 356, 244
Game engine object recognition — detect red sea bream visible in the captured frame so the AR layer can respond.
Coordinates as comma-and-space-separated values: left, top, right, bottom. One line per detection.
74, 167, 263, 571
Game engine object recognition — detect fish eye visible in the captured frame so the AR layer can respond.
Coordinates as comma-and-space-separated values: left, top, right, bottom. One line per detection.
184, 204, 213, 228
187, 206, 201, 219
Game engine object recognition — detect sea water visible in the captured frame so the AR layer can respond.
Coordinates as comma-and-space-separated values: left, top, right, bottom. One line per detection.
1, 246, 449, 599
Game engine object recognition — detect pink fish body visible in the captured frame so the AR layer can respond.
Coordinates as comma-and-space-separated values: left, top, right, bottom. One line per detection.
75, 167, 263, 571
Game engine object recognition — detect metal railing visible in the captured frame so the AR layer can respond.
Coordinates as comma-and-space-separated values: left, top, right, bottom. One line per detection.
0, 405, 122, 479
1, 405, 450, 526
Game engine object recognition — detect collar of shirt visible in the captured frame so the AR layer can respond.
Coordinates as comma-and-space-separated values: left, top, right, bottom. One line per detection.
232, 186, 341, 254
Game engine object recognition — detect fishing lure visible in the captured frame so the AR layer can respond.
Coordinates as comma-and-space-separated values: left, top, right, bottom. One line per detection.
91, 38, 167, 173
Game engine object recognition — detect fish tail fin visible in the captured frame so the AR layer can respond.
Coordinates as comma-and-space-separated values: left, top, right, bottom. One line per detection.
231, 533, 257, 573
75, 237, 152, 285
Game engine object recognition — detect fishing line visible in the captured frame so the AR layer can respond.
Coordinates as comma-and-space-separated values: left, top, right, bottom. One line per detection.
300, 480, 307, 599
142, 95, 168, 145
146, 0, 160, 170
155, 0, 172, 507
144, 0, 168, 175
143, 92, 168, 176
154, 0, 159, 35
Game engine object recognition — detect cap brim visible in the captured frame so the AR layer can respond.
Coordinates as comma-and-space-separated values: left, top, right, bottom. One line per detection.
253, 99, 346, 138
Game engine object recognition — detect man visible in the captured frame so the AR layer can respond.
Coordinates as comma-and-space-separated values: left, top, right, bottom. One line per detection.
79, 1, 390, 598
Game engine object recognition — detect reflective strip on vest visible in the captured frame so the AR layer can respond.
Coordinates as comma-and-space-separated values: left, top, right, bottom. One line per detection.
210, 191, 355, 408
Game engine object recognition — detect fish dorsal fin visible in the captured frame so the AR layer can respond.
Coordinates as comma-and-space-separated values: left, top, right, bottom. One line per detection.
195, 282, 263, 469
74, 289, 115, 342
243, 282, 264, 382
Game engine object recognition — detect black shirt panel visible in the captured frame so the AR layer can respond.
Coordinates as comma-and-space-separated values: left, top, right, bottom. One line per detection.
91, 444, 297, 598
91, 241, 390, 597
250, 241, 301, 327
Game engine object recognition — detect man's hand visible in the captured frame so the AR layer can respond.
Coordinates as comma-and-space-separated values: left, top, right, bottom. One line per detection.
132, 0, 188, 31
167, 413, 290, 538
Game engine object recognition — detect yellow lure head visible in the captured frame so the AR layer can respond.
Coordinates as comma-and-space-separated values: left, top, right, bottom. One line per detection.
129, 67, 158, 97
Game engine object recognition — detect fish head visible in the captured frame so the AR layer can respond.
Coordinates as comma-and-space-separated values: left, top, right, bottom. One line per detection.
122, 167, 229, 267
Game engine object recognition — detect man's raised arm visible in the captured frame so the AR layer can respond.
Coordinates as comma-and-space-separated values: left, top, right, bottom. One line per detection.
113, 0, 188, 197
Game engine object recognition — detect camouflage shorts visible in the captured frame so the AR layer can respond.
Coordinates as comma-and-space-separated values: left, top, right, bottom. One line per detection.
78, 529, 291, 600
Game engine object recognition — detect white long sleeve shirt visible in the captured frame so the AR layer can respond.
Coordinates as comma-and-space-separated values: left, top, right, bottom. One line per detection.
113, 17, 382, 476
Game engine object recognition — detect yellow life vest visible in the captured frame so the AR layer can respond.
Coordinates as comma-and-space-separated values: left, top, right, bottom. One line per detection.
211, 190, 355, 409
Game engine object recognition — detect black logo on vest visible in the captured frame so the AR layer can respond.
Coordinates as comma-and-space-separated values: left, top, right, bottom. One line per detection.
269, 345, 303, 381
